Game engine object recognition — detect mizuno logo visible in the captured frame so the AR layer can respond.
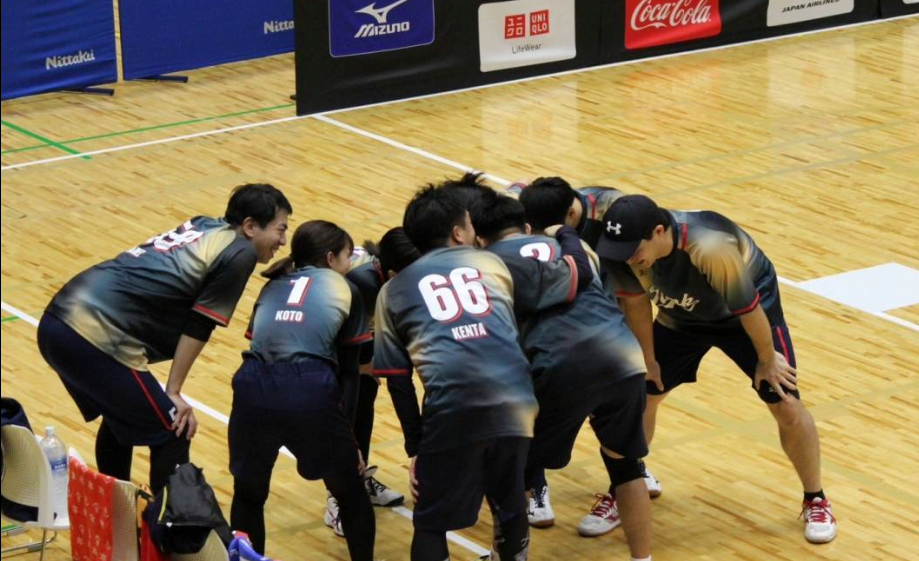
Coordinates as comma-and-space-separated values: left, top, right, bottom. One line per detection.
355, 0, 409, 24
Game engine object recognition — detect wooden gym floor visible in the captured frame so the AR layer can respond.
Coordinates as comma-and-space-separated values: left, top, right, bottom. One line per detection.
2, 16, 918, 561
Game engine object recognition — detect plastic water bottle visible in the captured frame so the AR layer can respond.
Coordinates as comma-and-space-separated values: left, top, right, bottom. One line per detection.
39, 426, 68, 520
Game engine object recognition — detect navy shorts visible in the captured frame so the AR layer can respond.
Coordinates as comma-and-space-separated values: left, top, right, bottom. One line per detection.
228, 358, 360, 483
413, 437, 529, 532
529, 374, 647, 470
651, 315, 799, 404
36, 313, 177, 446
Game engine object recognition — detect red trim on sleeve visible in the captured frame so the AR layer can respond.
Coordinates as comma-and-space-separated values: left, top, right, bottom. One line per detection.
342, 332, 373, 345
130, 370, 173, 431
680, 223, 688, 251
193, 304, 229, 326
587, 194, 598, 219
244, 330, 253, 340
731, 292, 761, 316
372, 368, 411, 376
373, 261, 386, 284
775, 326, 791, 363
563, 254, 578, 303
616, 291, 646, 298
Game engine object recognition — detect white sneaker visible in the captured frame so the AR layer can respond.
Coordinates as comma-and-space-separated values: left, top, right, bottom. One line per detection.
801, 497, 837, 543
526, 484, 555, 528
323, 494, 344, 537
363, 466, 405, 507
640, 460, 662, 498
577, 493, 621, 537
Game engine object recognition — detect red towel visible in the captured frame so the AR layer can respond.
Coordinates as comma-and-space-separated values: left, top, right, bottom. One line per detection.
68, 456, 114, 561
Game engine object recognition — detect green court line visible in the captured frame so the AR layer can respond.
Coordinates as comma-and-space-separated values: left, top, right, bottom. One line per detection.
1, 103, 295, 156
1, 316, 21, 323
1, 120, 90, 160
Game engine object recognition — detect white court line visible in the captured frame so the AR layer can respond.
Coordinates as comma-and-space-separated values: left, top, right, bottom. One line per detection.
2, 14, 915, 172
0, 300, 491, 556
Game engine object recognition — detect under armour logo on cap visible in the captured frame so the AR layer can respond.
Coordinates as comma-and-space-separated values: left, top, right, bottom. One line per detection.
606, 221, 622, 235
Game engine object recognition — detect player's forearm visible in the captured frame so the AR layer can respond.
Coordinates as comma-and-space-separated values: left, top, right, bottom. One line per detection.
166, 334, 207, 394
386, 376, 423, 457
739, 304, 775, 363
621, 295, 656, 361
555, 226, 593, 290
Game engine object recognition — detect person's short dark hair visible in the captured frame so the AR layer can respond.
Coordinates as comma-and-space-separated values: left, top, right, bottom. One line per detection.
440, 172, 496, 218
472, 192, 527, 244
595, 195, 670, 262
403, 185, 470, 254
376, 227, 421, 274
225, 183, 292, 228
518, 177, 576, 231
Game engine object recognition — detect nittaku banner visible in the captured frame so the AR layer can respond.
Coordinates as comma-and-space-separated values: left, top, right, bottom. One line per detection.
119, 0, 294, 80
295, 0, 603, 114
1, 0, 117, 101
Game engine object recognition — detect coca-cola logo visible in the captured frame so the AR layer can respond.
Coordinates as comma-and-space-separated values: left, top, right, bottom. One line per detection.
625, 0, 721, 50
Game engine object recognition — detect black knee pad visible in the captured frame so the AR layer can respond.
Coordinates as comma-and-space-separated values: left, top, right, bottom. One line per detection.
607, 456, 644, 487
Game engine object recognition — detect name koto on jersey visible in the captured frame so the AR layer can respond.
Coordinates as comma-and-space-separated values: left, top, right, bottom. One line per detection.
372, 245, 579, 453
488, 234, 645, 385
604, 211, 779, 331
46, 217, 257, 369
245, 266, 371, 364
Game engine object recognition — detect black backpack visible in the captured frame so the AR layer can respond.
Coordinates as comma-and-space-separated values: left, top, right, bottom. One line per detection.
144, 463, 233, 554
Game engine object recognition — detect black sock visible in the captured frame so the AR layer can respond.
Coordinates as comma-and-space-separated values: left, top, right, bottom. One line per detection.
804, 490, 826, 502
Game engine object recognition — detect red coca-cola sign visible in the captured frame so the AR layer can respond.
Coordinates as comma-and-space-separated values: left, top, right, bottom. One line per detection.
625, 0, 722, 50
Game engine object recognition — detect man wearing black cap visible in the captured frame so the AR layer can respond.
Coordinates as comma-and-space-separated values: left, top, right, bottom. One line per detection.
595, 195, 837, 545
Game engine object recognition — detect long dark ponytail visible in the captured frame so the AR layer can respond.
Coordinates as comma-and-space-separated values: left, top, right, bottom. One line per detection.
262, 220, 353, 280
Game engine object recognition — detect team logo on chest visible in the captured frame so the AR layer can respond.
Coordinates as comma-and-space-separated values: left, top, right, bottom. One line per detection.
649, 286, 700, 312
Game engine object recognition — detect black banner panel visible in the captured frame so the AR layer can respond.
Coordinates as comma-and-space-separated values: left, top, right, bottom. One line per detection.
295, 0, 910, 116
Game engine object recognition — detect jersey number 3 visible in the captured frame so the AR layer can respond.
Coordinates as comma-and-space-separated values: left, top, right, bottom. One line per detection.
418, 267, 491, 322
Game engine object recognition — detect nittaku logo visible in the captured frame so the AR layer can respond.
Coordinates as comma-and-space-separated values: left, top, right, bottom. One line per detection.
354, 0, 411, 38
630, 0, 714, 31
45, 50, 95, 71
264, 20, 294, 34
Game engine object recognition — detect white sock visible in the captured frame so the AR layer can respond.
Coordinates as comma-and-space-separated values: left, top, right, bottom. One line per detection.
631, 556, 651, 561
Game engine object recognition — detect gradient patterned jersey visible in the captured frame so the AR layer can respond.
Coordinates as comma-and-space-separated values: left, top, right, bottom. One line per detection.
603, 211, 780, 331
46, 217, 257, 370
575, 186, 626, 249
347, 249, 386, 319
245, 266, 371, 364
372, 245, 579, 454
488, 234, 645, 385
505, 184, 625, 249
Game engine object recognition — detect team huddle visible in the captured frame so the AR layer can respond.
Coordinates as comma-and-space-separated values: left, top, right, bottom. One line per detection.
38, 176, 838, 561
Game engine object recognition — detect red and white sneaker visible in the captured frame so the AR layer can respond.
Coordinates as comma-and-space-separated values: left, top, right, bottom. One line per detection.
577, 493, 621, 537
801, 497, 837, 543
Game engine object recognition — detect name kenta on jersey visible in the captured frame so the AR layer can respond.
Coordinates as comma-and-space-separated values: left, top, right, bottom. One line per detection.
46, 217, 257, 369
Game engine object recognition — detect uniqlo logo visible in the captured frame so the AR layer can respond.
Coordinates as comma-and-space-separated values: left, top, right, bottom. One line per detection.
530, 10, 550, 35
625, 0, 721, 50
505, 14, 526, 39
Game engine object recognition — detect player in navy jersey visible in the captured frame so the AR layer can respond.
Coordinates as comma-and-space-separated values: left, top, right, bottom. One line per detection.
474, 193, 652, 559
229, 220, 375, 559
37, 184, 290, 494
320, 238, 414, 537
597, 195, 836, 544
514, 176, 625, 249
373, 184, 592, 561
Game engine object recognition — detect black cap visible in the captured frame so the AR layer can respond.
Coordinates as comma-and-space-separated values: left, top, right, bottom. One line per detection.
595, 195, 664, 261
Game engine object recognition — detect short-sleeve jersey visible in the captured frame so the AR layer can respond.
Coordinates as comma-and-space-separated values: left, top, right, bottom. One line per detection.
488, 234, 645, 384
46, 217, 257, 369
372, 245, 578, 453
603, 210, 780, 331
245, 266, 371, 364
347, 249, 386, 319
